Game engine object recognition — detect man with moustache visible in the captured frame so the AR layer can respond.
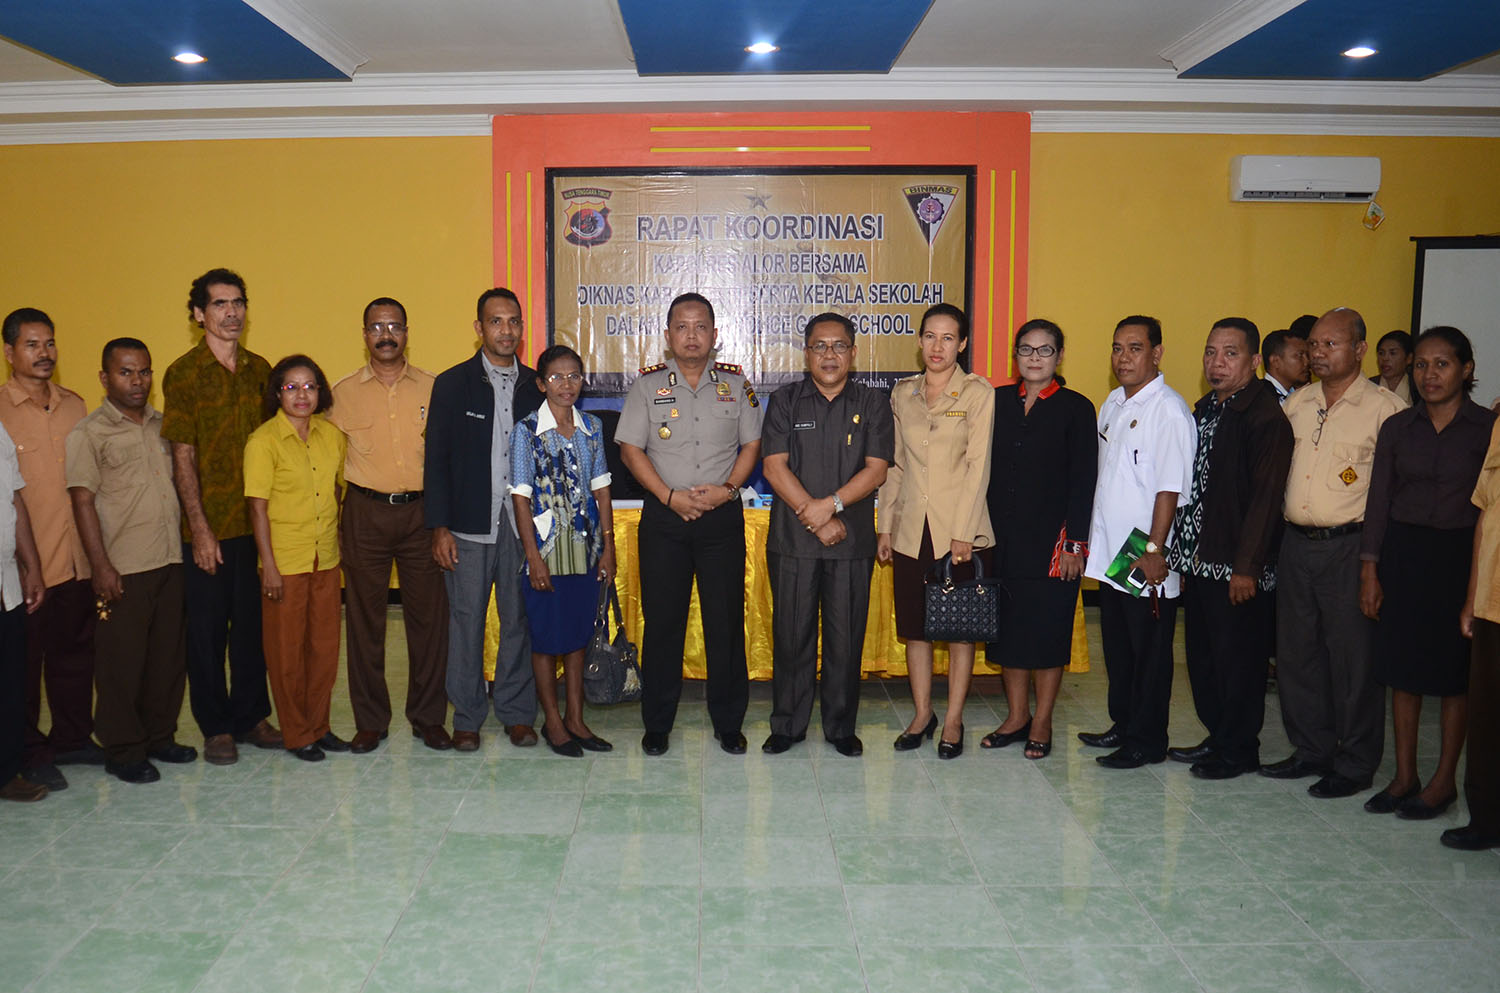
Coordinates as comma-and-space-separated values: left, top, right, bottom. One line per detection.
1263, 307, 1404, 798
67, 339, 194, 783
1080, 316, 1196, 768
1166, 319, 1293, 779
162, 269, 280, 765
329, 299, 451, 753
617, 292, 763, 756
1261, 330, 1311, 404
760, 312, 892, 758
425, 288, 544, 752
0, 307, 98, 792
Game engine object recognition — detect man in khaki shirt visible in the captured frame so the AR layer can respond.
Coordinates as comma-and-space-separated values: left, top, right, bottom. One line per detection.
67, 338, 194, 783
328, 298, 451, 753
1263, 307, 1404, 798
0, 307, 98, 792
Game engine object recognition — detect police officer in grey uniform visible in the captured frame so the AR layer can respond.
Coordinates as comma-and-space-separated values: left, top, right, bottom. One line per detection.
616, 292, 763, 756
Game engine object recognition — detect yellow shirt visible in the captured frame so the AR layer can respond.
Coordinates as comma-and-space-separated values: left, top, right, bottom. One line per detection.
877, 370, 995, 557
1471, 419, 1500, 624
243, 412, 345, 574
326, 361, 433, 493
0, 378, 90, 587
1283, 376, 1403, 528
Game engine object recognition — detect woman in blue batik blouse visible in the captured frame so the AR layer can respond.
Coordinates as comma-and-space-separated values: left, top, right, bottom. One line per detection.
510, 345, 617, 757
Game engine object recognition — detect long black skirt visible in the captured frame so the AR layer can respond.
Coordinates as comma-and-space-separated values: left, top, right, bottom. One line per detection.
1374, 521, 1474, 696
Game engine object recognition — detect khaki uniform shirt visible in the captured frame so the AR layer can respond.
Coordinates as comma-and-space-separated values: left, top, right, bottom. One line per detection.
160, 339, 272, 542
877, 371, 995, 557
65, 400, 182, 575
1283, 377, 1404, 528
615, 359, 762, 491
1470, 419, 1500, 624
243, 412, 345, 574
327, 361, 433, 493
0, 378, 89, 587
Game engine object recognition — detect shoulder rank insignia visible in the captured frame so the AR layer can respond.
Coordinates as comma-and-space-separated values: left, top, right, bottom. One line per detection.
638, 362, 668, 375
713, 361, 744, 376
743, 381, 760, 408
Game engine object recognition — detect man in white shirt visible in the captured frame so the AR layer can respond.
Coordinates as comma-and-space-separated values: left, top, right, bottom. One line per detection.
1, 422, 47, 801
1081, 316, 1197, 768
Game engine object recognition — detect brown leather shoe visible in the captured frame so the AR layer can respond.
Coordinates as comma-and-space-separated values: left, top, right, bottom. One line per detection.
0, 774, 47, 802
506, 724, 539, 748
349, 730, 385, 754
414, 725, 454, 751
203, 733, 238, 766
236, 720, 283, 750
452, 730, 481, 752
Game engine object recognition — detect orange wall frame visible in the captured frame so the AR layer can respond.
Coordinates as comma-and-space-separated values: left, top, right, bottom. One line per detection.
490, 111, 1031, 383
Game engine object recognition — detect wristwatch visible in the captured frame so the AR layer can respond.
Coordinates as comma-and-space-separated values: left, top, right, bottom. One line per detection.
724, 483, 740, 501
1144, 540, 1162, 555
831, 493, 846, 513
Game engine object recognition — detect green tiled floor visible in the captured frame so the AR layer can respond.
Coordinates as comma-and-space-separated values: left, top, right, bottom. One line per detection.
4, 607, 1498, 993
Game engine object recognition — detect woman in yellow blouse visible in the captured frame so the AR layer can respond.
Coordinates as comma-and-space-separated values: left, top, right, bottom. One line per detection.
245, 355, 348, 762
877, 304, 995, 758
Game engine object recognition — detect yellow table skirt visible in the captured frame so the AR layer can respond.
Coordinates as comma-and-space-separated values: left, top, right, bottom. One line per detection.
487, 507, 1089, 680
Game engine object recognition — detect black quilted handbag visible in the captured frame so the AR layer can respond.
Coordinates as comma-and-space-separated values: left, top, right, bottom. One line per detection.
922, 552, 1002, 644
583, 581, 642, 705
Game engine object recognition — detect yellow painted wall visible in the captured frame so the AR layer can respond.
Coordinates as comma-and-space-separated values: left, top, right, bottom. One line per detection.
3, 130, 1499, 412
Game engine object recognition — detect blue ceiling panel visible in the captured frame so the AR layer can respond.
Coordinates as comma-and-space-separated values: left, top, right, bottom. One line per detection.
1183, 0, 1500, 80
617, 0, 933, 75
0, 0, 346, 84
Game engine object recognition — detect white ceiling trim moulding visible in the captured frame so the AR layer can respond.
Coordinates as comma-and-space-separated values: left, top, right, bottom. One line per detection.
1159, 0, 1307, 74
1030, 110, 1500, 137
244, 0, 369, 77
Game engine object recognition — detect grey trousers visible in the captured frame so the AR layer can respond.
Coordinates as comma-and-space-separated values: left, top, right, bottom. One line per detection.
767, 553, 872, 741
444, 530, 535, 732
1275, 529, 1383, 780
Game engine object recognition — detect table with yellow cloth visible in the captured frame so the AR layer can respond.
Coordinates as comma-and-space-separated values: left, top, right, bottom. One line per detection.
486, 507, 1089, 680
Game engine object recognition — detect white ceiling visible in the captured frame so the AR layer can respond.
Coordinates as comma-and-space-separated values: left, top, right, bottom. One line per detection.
2, 0, 1498, 140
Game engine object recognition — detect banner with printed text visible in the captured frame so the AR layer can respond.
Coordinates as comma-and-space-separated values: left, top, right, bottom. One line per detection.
547, 168, 973, 394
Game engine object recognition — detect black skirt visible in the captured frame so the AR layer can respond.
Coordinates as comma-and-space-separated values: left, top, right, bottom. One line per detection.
985, 576, 1079, 670
1374, 520, 1474, 696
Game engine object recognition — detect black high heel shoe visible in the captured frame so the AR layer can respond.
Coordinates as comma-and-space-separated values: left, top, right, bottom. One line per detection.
937, 724, 965, 760
894, 714, 938, 751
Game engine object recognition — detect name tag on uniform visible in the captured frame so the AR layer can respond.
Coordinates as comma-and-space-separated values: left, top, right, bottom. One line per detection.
653, 397, 676, 405
944, 410, 966, 417
793, 421, 816, 430
464, 410, 487, 420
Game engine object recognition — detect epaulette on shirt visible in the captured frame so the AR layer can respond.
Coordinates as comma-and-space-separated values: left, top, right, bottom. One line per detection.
639, 362, 668, 375
713, 361, 743, 376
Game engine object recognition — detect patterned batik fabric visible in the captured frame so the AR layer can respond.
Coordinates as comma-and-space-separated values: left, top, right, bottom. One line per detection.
510, 412, 605, 577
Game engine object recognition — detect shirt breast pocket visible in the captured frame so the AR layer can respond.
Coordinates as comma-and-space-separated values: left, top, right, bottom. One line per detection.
342, 419, 376, 456
647, 403, 686, 449
1328, 441, 1374, 490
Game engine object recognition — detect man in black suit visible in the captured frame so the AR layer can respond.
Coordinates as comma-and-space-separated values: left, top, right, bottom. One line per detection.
424, 288, 544, 752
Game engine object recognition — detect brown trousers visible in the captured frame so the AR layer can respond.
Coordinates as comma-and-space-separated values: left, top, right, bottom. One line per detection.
339, 491, 449, 732
1466, 619, 1500, 832
94, 564, 187, 765
262, 568, 341, 750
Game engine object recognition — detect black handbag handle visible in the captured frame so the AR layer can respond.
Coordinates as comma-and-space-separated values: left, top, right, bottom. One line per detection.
595, 580, 625, 632
928, 551, 987, 588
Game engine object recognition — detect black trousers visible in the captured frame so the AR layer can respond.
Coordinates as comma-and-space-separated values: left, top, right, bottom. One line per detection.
23, 578, 96, 764
184, 534, 271, 738
94, 565, 187, 765
1182, 575, 1270, 768
637, 495, 748, 736
0, 603, 25, 784
1465, 619, 1500, 832
1097, 584, 1179, 760
767, 553, 872, 741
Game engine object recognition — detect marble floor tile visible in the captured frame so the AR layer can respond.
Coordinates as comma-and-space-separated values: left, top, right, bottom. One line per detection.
0, 814, 74, 866
27, 927, 228, 993
1228, 830, 1391, 883
845, 884, 1005, 948
399, 879, 554, 945
997, 884, 1166, 947
968, 822, 1122, 888
192, 930, 384, 993
565, 831, 701, 886
0, 867, 142, 928
242, 867, 417, 937
450, 789, 583, 835
156, 824, 308, 875
1175, 942, 1369, 993
427, 831, 571, 887
1092, 830, 1255, 889
701, 944, 867, 993
25, 819, 188, 872
1272, 881, 1465, 941
822, 790, 956, 838
860, 943, 1035, 993
0, 921, 88, 993
363, 925, 539, 993
289, 822, 442, 879
812, 755, 938, 794
98, 870, 277, 932
1335, 938, 1500, 993
701, 754, 821, 794
834, 834, 980, 885
582, 755, 699, 794
546, 881, 700, 945
699, 884, 855, 946
1016, 945, 1202, 993
700, 831, 838, 887
1133, 882, 1317, 944
208, 784, 346, 828
1355, 829, 1500, 882
531, 939, 698, 993
576, 791, 701, 834
326, 785, 466, 828
1063, 788, 1201, 838
80, 781, 235, 825
702, 789, 827, 836
1408, 880, 1500, 938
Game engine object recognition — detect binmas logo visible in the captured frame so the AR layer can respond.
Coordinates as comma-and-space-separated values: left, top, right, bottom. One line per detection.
902, 184, 959, 246
562, 187, 613, 247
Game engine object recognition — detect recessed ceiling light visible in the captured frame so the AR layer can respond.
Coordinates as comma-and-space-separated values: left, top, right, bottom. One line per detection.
744, 42, 779, 55
1342, 46, 1377, 58
173, 52, 206, 64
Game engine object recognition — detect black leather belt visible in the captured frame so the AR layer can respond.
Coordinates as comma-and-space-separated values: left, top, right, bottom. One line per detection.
348, 482, 423, 505
1287, 521, 1362, 540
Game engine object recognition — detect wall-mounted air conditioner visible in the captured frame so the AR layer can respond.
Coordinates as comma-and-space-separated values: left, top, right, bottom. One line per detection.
1230, 155, 1381, 202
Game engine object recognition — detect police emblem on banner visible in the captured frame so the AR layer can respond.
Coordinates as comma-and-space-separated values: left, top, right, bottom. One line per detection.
902, 184, 959, 245
562, 187, 613, 247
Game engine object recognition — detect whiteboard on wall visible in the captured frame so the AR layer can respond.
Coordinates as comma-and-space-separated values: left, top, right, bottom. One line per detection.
1412, 236, 1500, 408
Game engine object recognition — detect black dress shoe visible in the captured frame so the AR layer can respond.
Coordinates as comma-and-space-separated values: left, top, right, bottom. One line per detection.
1440, 824, 1500, 851
573, 734, 613, 753
23, 763, 67, 791
641, 731, 670, 756
980, 720, 1031, 749
1097, 747, 1162, 769
830, 735, 863, 757
54, 741, 108, 766
1167, 738, 1215, 764
1307, 773, 1371, 799
317, 733, 351, 753
147, 742, 198, 764
715, 730, 748, 755
1259, 755, 1323, 780
546, 734, 584, 758
937, 725, 964, 760
290, 743, 325, 762
1190, 758, 1252, 780
761, 733, 804, 754
1077, 726, 1121, 749
1364, 781, 1421, 814
894, 714, 938, 751
105, 760, 161, 784
1397, 792, 1457, 820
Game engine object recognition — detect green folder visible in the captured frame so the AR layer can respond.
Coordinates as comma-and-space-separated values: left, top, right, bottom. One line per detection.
1104, 527, 1152, 597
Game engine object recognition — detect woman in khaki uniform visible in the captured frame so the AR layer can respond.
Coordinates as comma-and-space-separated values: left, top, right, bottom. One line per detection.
877, 304, 995, 758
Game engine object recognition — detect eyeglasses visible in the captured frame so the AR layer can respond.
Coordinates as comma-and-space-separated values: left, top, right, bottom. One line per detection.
1313, 407, 1327, 446
1016, 344, 1056, 357
545, 372, 583, 384
280, 382, 319, 393
806, 341, 851, 355
366, 322, 407, 335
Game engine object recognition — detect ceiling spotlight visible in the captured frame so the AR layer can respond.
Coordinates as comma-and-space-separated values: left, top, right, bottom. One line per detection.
744, 42, 779, 55
1342, 46, 1377, 58
172, 52, 206, 64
